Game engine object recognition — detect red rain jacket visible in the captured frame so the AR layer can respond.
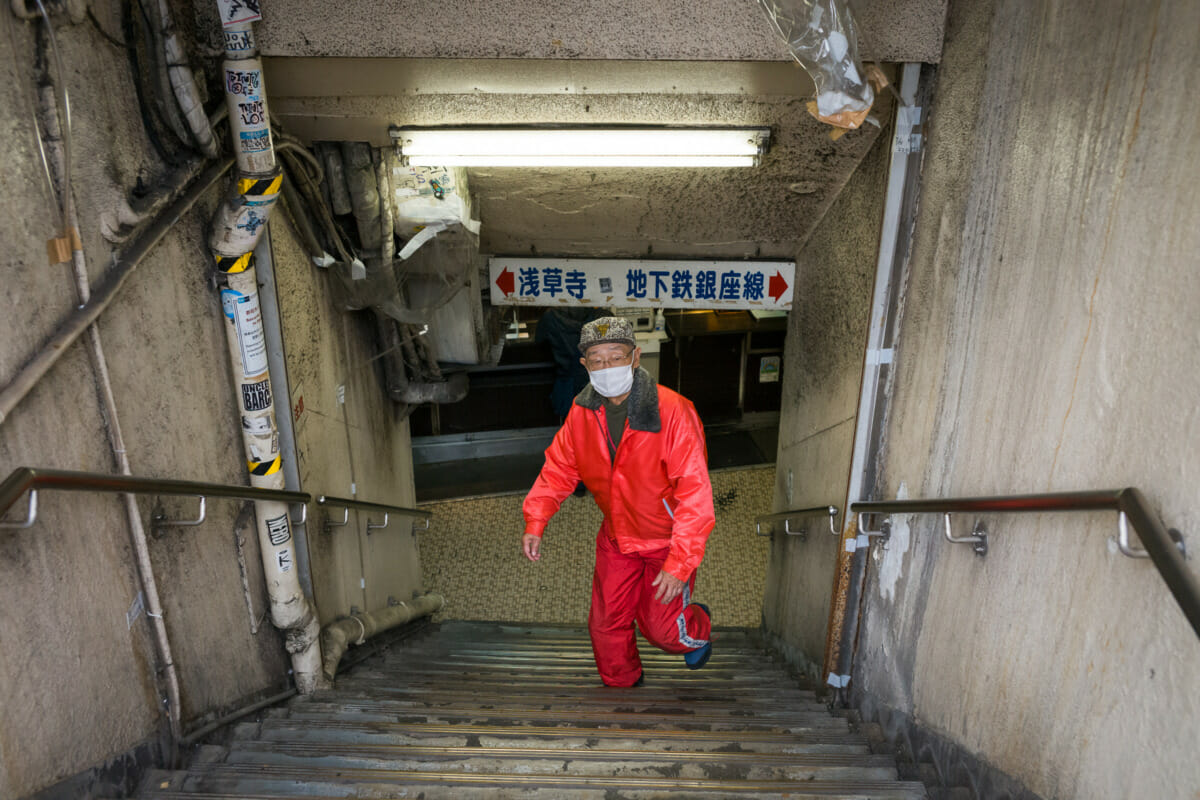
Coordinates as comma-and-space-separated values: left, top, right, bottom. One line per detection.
523, 368, 715, 581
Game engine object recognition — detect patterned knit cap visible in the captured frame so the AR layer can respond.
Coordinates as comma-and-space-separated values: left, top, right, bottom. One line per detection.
577, 316, 636, 354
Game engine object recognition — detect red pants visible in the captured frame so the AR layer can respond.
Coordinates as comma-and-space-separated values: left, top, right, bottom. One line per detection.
588, 530, 712, 687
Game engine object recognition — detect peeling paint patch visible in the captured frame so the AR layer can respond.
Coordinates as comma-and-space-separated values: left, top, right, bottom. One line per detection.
877, 482, 910, 603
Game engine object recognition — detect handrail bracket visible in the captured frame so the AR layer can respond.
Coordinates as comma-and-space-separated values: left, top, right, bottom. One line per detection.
1118, 512, 1185, 559
152, 496, 208, 534
0, 489, 38, 529
943, 513, 988, 557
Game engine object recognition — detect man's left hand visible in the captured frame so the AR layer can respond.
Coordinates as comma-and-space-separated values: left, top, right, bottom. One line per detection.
651, 570, 685, 604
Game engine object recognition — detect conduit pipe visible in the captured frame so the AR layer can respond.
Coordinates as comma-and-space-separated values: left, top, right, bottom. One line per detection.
209, 6, 323, 693
0, 156, 232, 426
156, 0, 217, 158
320, 593, 445, 681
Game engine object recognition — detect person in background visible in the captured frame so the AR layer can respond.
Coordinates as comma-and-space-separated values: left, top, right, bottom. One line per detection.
521, 316, 715, 687
534, 307, 610, 421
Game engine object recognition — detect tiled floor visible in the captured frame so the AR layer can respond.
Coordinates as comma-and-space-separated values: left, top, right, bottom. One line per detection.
417, 465, 774, 629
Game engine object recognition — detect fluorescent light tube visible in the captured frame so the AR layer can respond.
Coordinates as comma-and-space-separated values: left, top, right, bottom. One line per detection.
390, 127, 770, 168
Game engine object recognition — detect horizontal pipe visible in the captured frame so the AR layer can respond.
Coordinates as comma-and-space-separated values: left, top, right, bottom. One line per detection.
179, 688, 297, 746
0, 157, 234, 427
320, 593, 444, 681
0, 466, 308, 519
317, 494, 430, 521
851, 488, 1199, 639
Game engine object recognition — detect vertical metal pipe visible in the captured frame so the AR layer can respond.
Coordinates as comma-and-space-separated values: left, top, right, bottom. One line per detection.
210, 5, 324, 693
824, 63, 924, 691
254, 233, 316, 602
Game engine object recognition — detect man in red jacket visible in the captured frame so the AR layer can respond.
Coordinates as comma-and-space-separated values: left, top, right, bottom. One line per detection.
522, 316, 715, 687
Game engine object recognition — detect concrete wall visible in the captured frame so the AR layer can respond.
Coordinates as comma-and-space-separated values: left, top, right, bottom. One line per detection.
850, 1, 1200, 798
268, 223, 424, 624
0, 4, 421, 796
0, 5, 289, 795
196, 0, 947, 63
762, 124, 890, 677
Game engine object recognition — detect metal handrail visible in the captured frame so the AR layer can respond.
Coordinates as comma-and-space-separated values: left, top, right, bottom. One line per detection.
0, 467, 310, 529
756, 505, 839, 539
851, 488, 1199, 639
316, 495, 431, 532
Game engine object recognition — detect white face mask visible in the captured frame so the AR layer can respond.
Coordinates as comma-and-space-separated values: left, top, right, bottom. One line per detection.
589, 364, 634, 398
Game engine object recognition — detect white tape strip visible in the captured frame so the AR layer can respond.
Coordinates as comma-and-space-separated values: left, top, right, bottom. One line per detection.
856, 534, 870, 549
826, 673, 851, 688
398, 222, 447, 260
844, 537, 858, 553
866, 348, 894, 366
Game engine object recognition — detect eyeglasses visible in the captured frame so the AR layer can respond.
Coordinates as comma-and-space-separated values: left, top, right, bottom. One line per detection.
585, 352, 634, 370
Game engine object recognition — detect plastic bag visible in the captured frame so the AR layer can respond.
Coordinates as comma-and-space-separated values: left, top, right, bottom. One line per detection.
757, 0, 875, 129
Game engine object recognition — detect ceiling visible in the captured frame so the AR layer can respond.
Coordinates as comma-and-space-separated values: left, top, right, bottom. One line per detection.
196, 0, 947, 260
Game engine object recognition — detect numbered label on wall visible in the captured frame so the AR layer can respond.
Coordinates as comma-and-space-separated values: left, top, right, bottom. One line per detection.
489, 258, 794, 311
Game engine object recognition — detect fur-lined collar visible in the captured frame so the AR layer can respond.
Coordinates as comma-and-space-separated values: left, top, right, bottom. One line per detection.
574, 366, 661, 432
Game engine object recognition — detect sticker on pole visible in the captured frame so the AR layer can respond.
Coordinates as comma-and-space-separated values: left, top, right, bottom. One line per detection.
222, 288, 269, 377
216, 0, 262, 27
489, 258, 794, 310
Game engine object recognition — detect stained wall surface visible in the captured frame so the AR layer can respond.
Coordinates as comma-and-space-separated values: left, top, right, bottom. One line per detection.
851, 0, 1200, 797
269, 223, 425, 625
762, 124, 890, 676
0, 4, 420, 797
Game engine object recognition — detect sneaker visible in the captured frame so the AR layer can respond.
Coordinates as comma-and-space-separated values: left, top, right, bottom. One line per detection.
683, 604, 712, 670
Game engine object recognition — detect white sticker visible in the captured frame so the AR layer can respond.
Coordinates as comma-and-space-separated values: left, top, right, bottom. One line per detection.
844, 538, 858, 553
233, 292, 269, 377
856, 534, 870, 549
216, 0, 262, 27
336, 385, 346, 405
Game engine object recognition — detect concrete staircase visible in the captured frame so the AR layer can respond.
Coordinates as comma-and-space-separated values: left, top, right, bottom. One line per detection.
136, 622, 928, 799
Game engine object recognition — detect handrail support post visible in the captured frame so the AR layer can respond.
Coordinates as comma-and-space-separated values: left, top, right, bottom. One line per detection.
943, 513, 988, 557
152, 495, 208, 534
0, 489, 38, 529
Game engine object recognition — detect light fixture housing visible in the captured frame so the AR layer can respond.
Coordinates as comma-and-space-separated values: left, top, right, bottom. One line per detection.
389, 126, 771, 168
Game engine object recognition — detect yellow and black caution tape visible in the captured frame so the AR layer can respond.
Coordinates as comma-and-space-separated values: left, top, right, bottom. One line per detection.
237, 173, 283, 197
215, 252, 254, 274
248, 455, 282, 476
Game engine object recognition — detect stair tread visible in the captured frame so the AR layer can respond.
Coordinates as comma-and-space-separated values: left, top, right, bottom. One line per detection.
141, 625, 923, 799
179, 762, 928, 796
227, 739, 898, 767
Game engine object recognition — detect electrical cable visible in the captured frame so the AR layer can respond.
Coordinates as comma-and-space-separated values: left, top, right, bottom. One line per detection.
34, 0, 72, 234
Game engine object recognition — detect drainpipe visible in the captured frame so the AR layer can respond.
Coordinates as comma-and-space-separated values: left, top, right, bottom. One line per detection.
824, 63, 926, 695
209, 8, 324, 693
320, 593, 445, 681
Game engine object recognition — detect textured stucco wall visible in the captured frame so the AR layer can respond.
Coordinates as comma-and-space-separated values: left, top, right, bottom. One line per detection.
418, 467, 774, 629
852, 1, 1200, 798
0, 5, 420, 797
762, 123, 890, 677
195, 0, 946, 63
0, 4, 288, 796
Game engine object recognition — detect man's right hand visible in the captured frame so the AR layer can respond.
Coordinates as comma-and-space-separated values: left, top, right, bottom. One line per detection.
522, 534, 542, 562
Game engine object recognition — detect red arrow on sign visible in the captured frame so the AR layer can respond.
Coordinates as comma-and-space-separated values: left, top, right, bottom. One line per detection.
768, 271, 789, 302
495, 267, 515, 296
